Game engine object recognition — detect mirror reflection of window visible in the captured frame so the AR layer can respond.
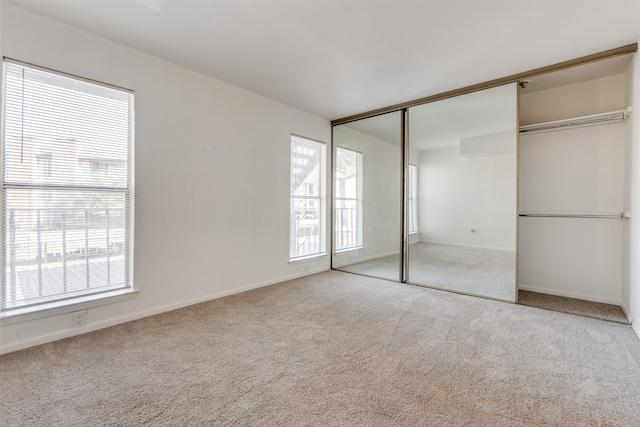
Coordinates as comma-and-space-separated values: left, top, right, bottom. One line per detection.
335, 147, 362, 251
408, 164, 418, 234
331, 110, 402, 282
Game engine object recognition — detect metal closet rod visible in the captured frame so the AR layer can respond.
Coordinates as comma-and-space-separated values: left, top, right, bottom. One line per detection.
331, 43, 638, 126
519, 213, 624, 219
519, 109, 630, 134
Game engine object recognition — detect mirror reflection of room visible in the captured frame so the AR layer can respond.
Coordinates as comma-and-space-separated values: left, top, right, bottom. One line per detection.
407, 83, 518, 302
332, 111, 402, 282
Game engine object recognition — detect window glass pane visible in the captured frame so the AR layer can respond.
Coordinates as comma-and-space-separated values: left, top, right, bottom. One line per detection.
408, 164, 418, 233
2, 61, 133, 310
3, 189, 127, 307
336, 147, 358, 199
3, 65, 130, 189
290, 136, 325, 259
335, 147, 362, 250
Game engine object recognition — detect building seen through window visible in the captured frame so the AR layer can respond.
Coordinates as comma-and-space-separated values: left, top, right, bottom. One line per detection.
289, 135, 325, 259
1, 60, 133, 310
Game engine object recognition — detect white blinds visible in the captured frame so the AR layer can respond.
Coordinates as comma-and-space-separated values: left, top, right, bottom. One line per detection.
2, 60, 134, 309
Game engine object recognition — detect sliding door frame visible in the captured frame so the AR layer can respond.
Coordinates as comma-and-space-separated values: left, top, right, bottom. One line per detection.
401, 109, 409, 283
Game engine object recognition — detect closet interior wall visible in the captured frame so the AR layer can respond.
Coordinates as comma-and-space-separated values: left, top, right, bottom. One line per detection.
518, 62, 631, 307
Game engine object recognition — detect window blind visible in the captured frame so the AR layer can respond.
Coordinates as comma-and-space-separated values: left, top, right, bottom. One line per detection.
2, 60, 134, 310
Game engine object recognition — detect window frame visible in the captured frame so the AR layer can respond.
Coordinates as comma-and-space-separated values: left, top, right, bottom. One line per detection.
408, 164, 418, 235
289, 134, 326, 261
0, 58, 136, 317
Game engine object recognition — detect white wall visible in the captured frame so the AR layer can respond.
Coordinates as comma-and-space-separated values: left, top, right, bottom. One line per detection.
622, 58, 632, 323
627, 47, 640, 336
0, 4, 331, 353
519, 125, 625, 214
417, 143, 517, 251
519, 74, 628, 305
520, 74, 628, 125
332, 125, 401, 267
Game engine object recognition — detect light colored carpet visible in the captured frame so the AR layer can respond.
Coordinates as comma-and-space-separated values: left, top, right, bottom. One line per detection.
408, 242, 516, 301
2, 270, 640, 426
337, 253, 402, 282
338, 242, 516, 301
519, 290, 630, 324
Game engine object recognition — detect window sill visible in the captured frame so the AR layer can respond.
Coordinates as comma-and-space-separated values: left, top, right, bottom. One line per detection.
288, 253, 328, 264
0, 288, 138, 326
335, 246, 363, 254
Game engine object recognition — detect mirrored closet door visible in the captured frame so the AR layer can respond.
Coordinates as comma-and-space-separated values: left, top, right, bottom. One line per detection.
332, 111, 403, 282
406, 83, 519, 302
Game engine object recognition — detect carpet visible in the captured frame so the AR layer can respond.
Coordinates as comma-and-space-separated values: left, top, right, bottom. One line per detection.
519, 290, 630, 324
1, 270, 639, 426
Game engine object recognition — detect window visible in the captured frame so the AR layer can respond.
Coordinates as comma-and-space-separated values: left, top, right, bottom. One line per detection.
36, 155, 52, 179
335, 147, 362, 251
1, 59, 134, 311
290, 135, 325, 260
408, 164, 418, 234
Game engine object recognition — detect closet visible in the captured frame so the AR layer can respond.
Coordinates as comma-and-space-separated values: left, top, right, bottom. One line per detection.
330, 44, 637, 316
518, 55, 632, 308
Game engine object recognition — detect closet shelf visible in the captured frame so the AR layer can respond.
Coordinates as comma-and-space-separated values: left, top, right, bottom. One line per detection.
519, 108, 631, 135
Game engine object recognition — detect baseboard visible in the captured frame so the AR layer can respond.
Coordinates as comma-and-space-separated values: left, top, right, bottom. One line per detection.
421, 240, 514, 252
518, 284, 621, 306
332, 251, 399, 268
620, 301, 633, 324
0, 266, 329, 355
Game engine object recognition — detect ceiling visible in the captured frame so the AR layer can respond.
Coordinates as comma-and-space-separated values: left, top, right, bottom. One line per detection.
6, 1, 640, 121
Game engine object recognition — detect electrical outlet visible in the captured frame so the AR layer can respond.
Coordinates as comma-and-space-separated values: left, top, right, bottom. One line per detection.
72, 310, 87, 328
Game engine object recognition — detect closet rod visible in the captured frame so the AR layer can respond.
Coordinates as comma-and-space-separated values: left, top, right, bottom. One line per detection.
519, 213, 624, 220
519, 109, 630, 134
